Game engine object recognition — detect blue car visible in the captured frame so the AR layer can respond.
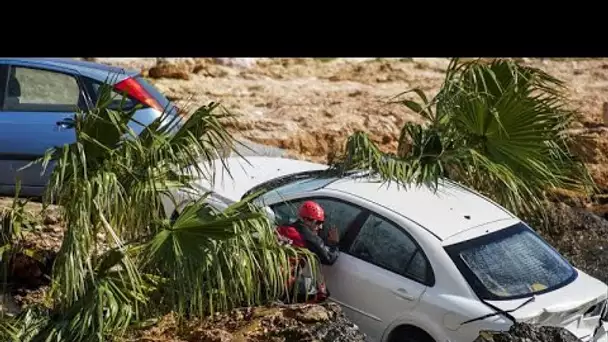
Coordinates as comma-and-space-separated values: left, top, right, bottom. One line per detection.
0, 58, 178, 197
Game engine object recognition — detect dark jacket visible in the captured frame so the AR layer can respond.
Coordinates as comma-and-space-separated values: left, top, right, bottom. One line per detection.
277, 220, 340, 265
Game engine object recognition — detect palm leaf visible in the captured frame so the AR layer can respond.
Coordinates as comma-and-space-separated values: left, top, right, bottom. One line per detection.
330, 58, 595, 219
0, 306, 49, 342
138, 195, 302, 319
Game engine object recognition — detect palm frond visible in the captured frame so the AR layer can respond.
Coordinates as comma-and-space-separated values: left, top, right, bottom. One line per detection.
138, 194, 302, 319
0, 306, 50, 342
32, 273, 152, 342
331, 58, 595, 218
29, 242, 155, 342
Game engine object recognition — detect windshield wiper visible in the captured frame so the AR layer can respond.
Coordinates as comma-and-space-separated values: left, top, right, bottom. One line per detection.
461, 296, 536, 326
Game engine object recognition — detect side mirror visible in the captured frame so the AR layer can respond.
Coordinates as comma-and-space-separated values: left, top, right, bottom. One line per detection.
261, 206, 276, 224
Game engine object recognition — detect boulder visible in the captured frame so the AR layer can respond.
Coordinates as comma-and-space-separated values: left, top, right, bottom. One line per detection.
147, 62, 191, 80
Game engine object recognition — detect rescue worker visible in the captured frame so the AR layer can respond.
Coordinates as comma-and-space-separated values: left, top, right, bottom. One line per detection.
276, 200, 340, 303
277, 200, 340, 265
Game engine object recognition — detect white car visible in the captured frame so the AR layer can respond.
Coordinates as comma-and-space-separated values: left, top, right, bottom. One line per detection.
164, 156, 608, 342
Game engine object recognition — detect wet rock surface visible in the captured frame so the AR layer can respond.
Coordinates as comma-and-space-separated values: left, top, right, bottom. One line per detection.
126, 302, 367, 342
475, 322, 581, 342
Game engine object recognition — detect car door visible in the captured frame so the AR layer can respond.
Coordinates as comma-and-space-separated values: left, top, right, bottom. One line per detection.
268, 196, 430, 340
329, 213, 434, 342
0, 64, 89, 190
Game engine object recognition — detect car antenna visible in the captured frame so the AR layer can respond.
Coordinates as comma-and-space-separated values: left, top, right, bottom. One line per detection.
460, 296, 536, 326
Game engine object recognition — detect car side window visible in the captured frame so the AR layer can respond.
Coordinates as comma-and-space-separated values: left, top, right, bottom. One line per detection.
88, 81, 137, 110
4, 66, 82, 112
349, 214, 431, 285
271, 198, 363, 241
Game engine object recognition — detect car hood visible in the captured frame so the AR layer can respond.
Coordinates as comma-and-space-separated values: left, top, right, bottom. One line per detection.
186, 156, 328, 203
485, 269, 608, 340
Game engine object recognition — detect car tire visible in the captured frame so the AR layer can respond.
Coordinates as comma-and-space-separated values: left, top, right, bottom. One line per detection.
389, 326, 435, 342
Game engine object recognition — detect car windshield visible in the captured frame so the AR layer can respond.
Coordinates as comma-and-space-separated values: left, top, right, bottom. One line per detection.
444, 222, 577, 300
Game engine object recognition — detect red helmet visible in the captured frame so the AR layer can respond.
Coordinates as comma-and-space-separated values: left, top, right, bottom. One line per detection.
298, 201, 325, 222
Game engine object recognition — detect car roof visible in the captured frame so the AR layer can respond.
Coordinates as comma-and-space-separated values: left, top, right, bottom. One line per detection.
323, 176, 515, 241
0, 58, 139, 84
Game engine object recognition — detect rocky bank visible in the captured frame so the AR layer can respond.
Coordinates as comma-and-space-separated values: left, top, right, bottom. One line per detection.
121, 302, 367, 342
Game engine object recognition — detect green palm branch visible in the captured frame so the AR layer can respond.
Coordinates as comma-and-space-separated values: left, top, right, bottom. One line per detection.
138, 193, 305, 319
329, 58, 595, 219
7, 77, 302, 341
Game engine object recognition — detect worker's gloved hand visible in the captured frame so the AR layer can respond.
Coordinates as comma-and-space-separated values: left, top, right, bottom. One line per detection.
327, 226, 339, 245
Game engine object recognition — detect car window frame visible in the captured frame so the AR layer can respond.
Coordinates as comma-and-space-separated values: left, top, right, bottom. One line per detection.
1, 64, 91, 113
269, 196, 371, 253
267, 194, 436, 287
0, 65, 7, 110
81, 77, 139, 111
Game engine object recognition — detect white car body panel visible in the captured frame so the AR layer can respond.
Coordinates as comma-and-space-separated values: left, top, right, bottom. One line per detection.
167, 156, 608, 342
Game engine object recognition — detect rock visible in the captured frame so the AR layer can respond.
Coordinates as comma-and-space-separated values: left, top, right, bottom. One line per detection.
475, 322, 581, 342
148, 63, 190, 80
293, 304, 330, 323
7, 252, 47, 287
43, 213, 59, 225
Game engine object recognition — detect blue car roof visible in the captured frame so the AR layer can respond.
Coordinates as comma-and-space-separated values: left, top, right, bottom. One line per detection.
0, 58, 140, 84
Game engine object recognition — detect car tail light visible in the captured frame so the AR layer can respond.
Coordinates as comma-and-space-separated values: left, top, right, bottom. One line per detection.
114, 77, 164, 112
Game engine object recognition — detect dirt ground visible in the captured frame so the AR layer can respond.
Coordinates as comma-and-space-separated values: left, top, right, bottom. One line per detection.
94, 57, 608, 192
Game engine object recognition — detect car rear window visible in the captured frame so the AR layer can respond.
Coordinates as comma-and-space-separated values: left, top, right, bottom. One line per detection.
445, 222, 577, 300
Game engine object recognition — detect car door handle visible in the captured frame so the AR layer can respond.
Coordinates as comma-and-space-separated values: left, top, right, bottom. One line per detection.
391, 288, 415, 301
